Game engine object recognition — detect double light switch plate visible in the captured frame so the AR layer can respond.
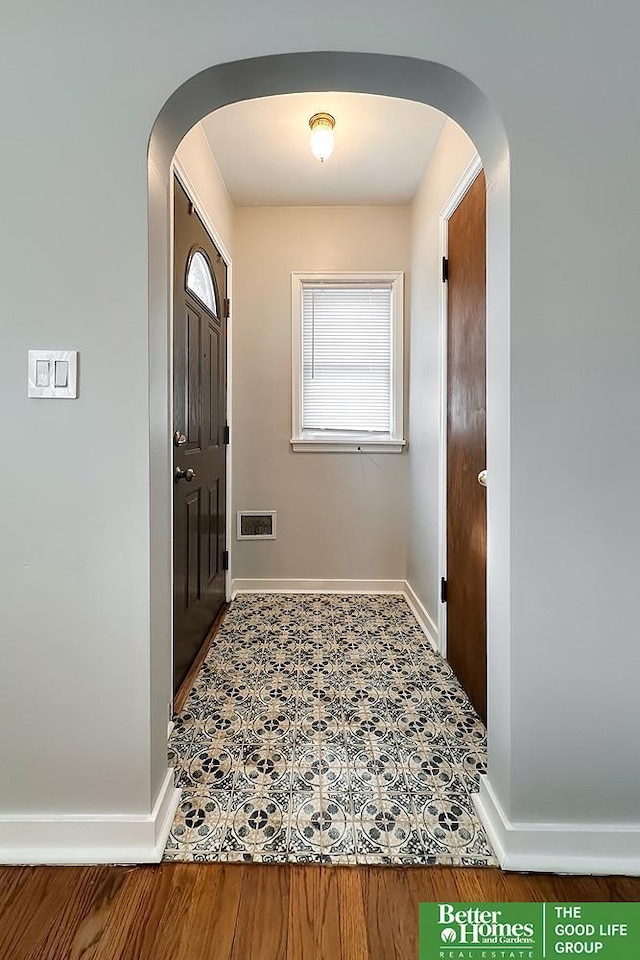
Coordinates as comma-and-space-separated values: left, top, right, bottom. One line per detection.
28, 350, 78, 398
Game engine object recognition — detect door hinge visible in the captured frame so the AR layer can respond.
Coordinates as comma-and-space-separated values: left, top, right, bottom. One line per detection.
222, 550, 229, 571
440, 577, 448, 603
224, 297, 230, 319
223, 423, 230, 445
442, 256, 449, 282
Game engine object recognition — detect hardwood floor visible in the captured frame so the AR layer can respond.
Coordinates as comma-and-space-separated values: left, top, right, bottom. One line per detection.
1, 864, 639, 960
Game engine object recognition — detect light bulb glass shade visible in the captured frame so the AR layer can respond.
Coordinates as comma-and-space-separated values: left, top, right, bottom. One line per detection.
309, 113, 335, 162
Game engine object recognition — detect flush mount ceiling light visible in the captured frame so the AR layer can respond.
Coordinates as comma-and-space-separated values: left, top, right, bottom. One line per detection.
309, 112, 336, 162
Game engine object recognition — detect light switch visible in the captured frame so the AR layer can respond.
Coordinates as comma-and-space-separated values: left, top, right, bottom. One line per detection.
54, 360, 69, 388
28, 350, 78, 398
36, 359, 50, 387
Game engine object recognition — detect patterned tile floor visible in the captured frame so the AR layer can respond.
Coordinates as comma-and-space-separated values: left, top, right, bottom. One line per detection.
164, 593, 496, 865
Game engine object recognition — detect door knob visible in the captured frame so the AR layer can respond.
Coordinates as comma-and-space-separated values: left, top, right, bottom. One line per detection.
175, 467, 196, 483
477, 469, 487, 487
174, 431, 187, 446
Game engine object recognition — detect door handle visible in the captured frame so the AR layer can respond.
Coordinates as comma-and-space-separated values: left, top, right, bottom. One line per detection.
175, 467, 196, 483
174, 431, 187, 446
477, 469, 487, 487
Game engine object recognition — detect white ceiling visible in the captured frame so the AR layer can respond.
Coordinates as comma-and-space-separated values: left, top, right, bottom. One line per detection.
200, 92, 447, 206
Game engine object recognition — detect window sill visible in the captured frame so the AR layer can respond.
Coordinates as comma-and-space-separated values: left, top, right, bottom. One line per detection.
290, 438, 406, 454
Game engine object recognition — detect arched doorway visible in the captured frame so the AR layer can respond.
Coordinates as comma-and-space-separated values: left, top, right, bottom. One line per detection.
148, 52, 510, 846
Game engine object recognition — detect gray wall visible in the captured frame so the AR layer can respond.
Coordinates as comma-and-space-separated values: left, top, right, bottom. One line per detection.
232, 205, 410, 583
407, 119, 477, 632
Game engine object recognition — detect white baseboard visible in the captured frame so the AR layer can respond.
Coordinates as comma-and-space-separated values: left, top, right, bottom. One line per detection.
231, 578, 406, 596
0, 768, 181, 865
403, 580, 439, 652
474, 775, 640, 876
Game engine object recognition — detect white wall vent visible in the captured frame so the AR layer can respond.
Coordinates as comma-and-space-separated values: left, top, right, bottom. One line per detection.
237, 510, 277, 540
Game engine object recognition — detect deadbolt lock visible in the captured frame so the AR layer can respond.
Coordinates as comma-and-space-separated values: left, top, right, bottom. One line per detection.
175, 467, 196, 483
174, 431, 187, 446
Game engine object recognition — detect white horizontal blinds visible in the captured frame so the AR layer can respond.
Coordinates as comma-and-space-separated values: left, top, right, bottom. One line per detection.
301, 282, 393, 435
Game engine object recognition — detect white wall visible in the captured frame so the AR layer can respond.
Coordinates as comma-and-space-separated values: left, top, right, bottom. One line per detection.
407, 120, 477, 627
174, 122, 235, 256
1, 1, 639, 870
232, 205, 410, 583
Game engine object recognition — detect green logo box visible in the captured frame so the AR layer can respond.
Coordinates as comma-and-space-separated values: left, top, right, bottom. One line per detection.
420, 902, 640, 960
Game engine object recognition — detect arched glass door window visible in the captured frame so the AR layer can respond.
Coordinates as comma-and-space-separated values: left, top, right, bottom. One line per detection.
186, 250, 218, 315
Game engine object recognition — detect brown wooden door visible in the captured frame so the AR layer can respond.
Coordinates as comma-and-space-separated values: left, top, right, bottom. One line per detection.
446, 170, 487, 723
173, 177, 227, 695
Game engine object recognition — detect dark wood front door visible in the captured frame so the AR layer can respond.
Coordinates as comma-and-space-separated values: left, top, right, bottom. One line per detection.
446, 170, 487, 723
173, 177, 227, 695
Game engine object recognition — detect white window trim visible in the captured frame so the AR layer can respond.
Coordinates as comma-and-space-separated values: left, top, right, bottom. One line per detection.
290, 271, 406, 453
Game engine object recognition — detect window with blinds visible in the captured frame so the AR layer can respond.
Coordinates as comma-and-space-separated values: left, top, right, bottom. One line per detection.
291, 272, 405, 452
302, 282, 392, 434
